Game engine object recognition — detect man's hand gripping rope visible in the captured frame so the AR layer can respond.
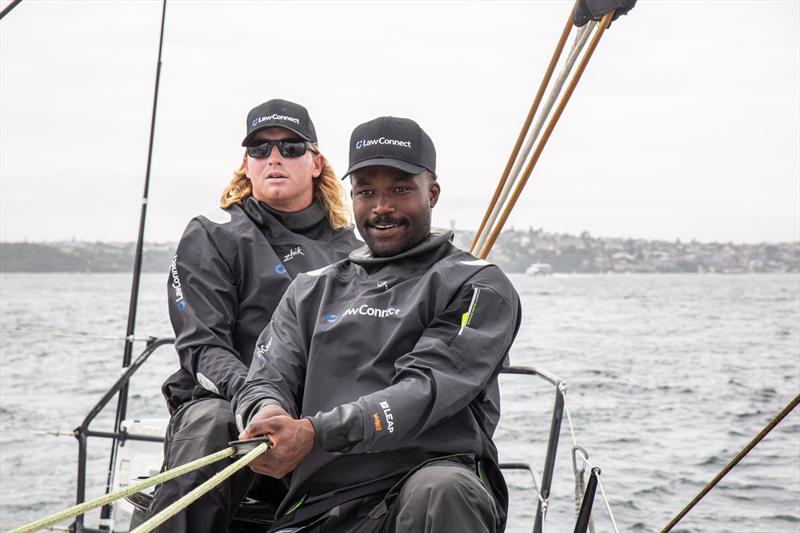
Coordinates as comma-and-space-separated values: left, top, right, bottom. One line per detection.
238, 404, 316, 479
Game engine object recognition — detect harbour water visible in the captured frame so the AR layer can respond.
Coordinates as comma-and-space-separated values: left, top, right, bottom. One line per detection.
1, 272, 798, 532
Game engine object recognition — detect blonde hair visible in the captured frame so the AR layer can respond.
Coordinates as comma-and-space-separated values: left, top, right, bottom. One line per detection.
220, 146, 352, 230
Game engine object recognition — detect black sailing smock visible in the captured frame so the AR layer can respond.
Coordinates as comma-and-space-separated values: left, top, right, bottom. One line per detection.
163, 197, 361, 410
233, 230, 522, 529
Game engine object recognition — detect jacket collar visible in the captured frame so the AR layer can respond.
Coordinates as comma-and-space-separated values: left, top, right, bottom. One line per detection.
243, 197, 326, 232
349, 229, 454, 267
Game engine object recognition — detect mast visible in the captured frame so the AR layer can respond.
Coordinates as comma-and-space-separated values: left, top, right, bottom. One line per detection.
0, 0, 23, 21
96, 0, 168, 528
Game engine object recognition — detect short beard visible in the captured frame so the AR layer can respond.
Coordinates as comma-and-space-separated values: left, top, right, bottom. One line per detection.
359, 208, 431, 257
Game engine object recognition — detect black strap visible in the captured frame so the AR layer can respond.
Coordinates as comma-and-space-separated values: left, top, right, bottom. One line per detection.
573, 0, 637, 28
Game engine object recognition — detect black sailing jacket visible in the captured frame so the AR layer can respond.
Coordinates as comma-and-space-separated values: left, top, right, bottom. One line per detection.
163, 198, 361, 411
233, 230, 522, 528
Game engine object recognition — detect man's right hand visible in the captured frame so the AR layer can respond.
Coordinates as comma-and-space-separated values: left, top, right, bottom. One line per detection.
238, 403, 315, 478
246, 403, 290, 428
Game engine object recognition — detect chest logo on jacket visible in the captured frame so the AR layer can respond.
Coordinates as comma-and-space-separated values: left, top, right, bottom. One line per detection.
274, 263, 287, 275
321, 304, 402, 323
344, 304, 401, 318
283, 246, 304, 263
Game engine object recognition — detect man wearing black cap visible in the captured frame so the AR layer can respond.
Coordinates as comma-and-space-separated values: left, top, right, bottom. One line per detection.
234, 117, 521, 532
147, 99, 360, 532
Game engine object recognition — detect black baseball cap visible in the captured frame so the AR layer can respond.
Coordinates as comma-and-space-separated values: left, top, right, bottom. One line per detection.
241, 99, 317, 146
342, 116, 436, 179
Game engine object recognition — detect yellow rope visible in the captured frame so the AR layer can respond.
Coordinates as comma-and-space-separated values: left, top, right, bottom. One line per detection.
130, 442, 269, 533
8, 446, 236, 533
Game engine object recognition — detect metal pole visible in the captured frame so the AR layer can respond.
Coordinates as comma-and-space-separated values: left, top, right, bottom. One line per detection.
79, 338, 173, 431
0, 0, 23, 21
573, 467, 599, 533
533, 384, 565, 533
99, 1, 168, 526
75, 431, 88, 532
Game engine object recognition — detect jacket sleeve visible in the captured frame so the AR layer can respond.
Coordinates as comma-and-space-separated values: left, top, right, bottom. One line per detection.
169, 219, 248, 400
232, 282, 306, 425
309, 268, 521, 453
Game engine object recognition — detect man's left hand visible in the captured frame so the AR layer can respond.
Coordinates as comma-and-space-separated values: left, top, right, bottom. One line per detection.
239, 415, 315, 478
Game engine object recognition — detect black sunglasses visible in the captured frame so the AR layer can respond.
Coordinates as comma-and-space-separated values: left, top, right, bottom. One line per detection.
246, 139, 312, 159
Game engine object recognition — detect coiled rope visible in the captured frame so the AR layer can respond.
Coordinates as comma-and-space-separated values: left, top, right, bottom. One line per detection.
572, 446, 596, 533
8, 444, 248, 533
661, 392, 800, 532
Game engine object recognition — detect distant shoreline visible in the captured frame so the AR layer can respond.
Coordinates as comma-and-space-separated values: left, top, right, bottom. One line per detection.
1, 230, 798, 274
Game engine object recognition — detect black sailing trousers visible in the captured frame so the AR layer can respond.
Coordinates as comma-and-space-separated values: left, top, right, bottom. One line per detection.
146, 399, 498, 532
145, 398, 257, 533
272, 459, 500, 533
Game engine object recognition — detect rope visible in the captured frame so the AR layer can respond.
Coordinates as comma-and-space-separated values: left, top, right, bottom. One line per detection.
574, 467, 585, 520
472, 20, 596, 256
661, 392, 800, 532
0, 325, 159, 342
572, 447, 597, 533
477, 11, 614, 259
131, 442, 269, 533
562, 389, 620, 533
470, 1, 577, 254
8, 446, 236, 533
4, 429, 75, 438
595, 474, 619, 533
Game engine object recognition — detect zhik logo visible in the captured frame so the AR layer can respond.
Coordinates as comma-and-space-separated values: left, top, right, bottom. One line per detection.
284, 247, 304, 263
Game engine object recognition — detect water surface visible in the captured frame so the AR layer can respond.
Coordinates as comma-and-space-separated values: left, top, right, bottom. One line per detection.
1, 273, 798, 531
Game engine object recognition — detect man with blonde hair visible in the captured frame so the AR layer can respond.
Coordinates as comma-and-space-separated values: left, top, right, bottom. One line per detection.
148, 99, 360, 532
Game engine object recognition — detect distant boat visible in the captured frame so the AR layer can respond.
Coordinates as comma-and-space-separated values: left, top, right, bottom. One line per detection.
526, 263, 553, 276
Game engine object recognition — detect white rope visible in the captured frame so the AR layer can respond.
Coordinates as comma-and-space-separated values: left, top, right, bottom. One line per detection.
562, 387, 580, 450
0, 325, 158, 342
4, 429, 75, 438
561, 389, 620, 533
596, 473, 620, 533
531, 468, 545, 504
472, 20, 597, 255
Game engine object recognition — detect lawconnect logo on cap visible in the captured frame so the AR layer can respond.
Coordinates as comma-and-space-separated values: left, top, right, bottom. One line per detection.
252, 113, 301, 127
355, 137, 412, 150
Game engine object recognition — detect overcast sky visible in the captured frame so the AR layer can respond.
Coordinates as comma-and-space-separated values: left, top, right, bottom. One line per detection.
1, 0, 798, 244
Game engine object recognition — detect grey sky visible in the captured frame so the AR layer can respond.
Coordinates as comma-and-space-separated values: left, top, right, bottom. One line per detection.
1, 0, 798, 244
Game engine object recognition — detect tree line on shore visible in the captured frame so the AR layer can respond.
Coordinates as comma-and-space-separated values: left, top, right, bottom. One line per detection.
1, 229, 798, 274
